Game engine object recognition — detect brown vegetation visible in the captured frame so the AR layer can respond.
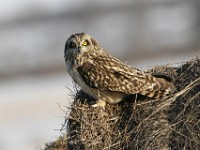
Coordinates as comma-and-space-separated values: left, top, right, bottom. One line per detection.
45, 58, 200, 150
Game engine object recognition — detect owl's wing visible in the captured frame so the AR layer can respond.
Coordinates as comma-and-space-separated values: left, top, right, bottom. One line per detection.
77, 55, 147, 94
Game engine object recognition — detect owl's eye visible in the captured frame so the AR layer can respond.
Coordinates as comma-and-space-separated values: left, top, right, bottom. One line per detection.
82, 41, 88, 46
69, 42, 76, 48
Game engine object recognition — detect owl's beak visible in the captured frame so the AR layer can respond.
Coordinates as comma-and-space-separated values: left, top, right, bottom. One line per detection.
77, 46, 85, 55
77, 46, 81, 53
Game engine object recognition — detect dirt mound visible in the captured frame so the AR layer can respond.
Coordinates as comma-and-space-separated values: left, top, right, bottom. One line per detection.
45, 58, 200, 150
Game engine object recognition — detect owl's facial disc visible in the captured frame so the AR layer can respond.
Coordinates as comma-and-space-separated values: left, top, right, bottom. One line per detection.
65, 33, 97, 59
65, 39, 91, 56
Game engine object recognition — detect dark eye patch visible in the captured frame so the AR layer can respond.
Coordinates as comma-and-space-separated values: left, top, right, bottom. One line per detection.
69, 42, 76, 48
85, 40, 90, 45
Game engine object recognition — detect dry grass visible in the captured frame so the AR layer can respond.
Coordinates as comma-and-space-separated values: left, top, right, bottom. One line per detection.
45, 57, 200, 150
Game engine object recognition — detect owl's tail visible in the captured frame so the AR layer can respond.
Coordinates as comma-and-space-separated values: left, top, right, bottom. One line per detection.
140, 74, 175, 99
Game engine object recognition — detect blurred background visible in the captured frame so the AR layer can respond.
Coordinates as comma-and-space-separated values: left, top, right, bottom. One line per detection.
0, 0, 200, 149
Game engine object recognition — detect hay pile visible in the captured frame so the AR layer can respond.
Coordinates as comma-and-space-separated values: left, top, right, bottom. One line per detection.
45, 58, 200, 150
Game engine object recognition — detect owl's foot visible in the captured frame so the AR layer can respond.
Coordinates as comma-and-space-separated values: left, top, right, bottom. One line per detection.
92, 100, 106, 109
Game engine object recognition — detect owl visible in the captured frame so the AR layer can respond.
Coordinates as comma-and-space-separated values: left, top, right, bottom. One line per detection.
64, 33, 174, 108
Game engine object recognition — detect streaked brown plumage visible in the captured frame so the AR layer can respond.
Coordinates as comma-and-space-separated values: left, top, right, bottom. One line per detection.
64, 32, 174, 108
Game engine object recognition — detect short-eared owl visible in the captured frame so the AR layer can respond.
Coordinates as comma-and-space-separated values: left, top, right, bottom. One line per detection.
64, 33, 174, 108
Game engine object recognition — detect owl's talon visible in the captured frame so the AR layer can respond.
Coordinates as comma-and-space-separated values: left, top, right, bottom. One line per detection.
91, 104, 100, 107
91, 100, 106, 109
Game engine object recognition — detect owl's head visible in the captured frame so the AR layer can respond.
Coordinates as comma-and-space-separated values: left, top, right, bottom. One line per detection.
64, 33, 99, 58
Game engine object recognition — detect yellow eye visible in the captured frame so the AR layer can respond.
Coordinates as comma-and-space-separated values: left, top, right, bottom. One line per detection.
82, 41, 88, 46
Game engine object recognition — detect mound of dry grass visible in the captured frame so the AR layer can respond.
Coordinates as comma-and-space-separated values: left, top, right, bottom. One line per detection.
45, 58, 200, 150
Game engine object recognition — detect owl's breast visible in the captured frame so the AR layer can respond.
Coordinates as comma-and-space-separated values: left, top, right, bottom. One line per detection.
67, 61, 98, 99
